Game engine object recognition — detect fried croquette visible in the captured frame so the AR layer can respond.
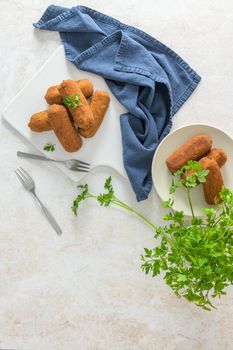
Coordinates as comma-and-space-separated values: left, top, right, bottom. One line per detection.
47, 104, 82, 153
28, 111, 52, 132
182, 147, 227, 182
206, 148, 227, 168
199, 157, 224, 205
59, 80, 94, 129
44, 79, 94, 105
76, 79, 94, 99
79, 90, 110, 138
44, 86, 63, 105
166, 134, 212, 174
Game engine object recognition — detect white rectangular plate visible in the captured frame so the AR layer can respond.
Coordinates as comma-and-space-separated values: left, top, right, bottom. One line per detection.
2, 46, 128, 182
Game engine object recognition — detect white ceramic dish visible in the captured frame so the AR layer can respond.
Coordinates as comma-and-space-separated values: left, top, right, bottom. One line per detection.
152, 124, 233, 216
2, 46, 128, 182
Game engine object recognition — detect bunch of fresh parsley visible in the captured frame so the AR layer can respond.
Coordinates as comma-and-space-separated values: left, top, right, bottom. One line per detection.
72, 161, 233, 310
63, 94, 81, 110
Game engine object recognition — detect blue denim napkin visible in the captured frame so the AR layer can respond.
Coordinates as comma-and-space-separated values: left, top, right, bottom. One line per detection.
34, 5, 201, 201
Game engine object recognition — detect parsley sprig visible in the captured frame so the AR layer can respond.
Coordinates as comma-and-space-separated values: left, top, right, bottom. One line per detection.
72, 176, 156, 231
63, 94, 81, 110
72, 162, 233, 311
43, 143, 55, 152
169, 160, 209, 218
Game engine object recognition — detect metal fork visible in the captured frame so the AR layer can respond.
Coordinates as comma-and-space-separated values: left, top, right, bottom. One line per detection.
15, 167, 62, 235
17, 151, 90, 172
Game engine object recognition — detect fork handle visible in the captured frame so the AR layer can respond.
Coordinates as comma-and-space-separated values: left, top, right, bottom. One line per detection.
32, 192, 62, 235
17, 151, 54, 161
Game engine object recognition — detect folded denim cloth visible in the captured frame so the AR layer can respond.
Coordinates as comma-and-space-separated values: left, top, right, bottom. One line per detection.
34, 5, 201, 201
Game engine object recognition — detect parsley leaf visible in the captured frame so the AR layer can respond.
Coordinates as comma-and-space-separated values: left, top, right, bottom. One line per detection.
43, 143, 55, 152
97, 177, 114, 206
197, 168, 209, 183
72, 184, 89, 215
63, 94, 81, 110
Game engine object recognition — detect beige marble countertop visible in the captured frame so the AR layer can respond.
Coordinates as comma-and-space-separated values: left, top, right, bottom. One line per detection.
1, 1, 233, 349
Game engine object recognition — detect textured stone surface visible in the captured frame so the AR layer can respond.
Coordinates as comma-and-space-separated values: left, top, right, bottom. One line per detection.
0, 1, 233, 349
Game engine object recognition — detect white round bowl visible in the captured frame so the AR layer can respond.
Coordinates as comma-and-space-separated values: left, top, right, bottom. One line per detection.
152, 124, 233, 216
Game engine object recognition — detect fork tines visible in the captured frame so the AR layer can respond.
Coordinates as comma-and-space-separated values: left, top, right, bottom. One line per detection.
15, 167, 31, 187
77, 159, 90, 167
76, 163, 90, 172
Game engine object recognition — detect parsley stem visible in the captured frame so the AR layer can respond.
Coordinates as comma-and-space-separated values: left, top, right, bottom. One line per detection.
186, 188, 195, 219
111, 197, 157, 231
109, 198, 174, 243
79, 191, 157, 232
